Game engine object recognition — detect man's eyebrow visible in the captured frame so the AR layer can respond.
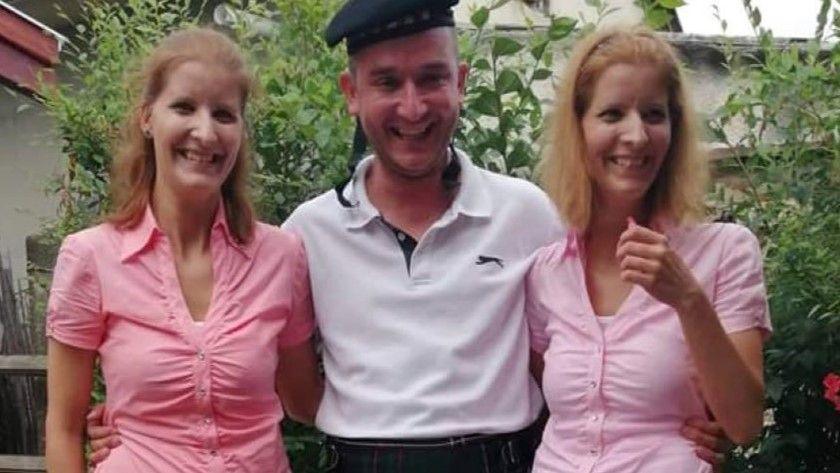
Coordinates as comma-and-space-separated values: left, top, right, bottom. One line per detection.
419, 62, 452, 74
368, 66, 398, 77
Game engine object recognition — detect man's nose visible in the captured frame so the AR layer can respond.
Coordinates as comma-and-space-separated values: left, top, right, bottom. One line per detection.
396, 82, 428, 121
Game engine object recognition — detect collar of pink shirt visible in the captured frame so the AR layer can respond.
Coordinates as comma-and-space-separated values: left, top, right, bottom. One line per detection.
561, 218, 687, 261
119, 204, 255, 262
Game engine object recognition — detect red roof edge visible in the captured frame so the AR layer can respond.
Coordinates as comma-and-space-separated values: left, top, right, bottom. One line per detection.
0, 2, 63, 96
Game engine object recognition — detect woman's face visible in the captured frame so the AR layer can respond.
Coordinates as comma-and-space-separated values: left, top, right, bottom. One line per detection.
581, 62, 672, 209
142, 60, 244, 199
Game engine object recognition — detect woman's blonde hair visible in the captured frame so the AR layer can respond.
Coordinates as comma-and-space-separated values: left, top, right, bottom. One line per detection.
107, 27, 255, 243
540, 25, 708, 231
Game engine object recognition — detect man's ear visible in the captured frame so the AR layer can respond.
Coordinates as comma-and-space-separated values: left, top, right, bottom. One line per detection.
339, 70, 359, 116
456, 62, 469, 105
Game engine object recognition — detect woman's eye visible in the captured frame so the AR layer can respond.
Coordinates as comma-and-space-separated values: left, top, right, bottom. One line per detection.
599, 109, 622, 122
213, 109, 237, 123
170, 102, 193, 114
644, 108, 668, 123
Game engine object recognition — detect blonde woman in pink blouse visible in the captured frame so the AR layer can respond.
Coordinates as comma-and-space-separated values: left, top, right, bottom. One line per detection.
45, 28, 322, 472
528, 26, 771, 472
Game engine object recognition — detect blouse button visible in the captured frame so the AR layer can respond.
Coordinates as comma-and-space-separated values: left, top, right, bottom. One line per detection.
197, 388, 206, 397
589, 381, 597, 389
397, 232, 406, 242
198, 351, 206, 361
204, 417, 212, 425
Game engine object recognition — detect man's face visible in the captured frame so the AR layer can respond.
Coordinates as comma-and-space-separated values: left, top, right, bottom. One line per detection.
340, 27, 468, 179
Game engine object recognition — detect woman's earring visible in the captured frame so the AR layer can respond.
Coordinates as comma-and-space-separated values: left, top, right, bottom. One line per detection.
142, 128, 152, 139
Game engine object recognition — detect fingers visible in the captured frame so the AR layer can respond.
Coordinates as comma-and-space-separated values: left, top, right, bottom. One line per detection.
619, 220, 668, 247
620, 269, 654, 287
88, 446, 111, 466
619, 255, 661, 274
89, 428, 120, 451
694, 447, 726, 467
681, 422, 720, 451
685, 417, 725, 437
86, 404, 105, 423
87, 422, 114, 441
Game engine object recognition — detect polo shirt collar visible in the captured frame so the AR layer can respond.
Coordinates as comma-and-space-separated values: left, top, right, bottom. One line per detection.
120, 204, 253, 262
342, 148, 492, 229
448, 149, 491, 218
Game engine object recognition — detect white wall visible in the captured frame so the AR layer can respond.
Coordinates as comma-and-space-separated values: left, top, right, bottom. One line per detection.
455, 0, 641, 28
0, 89, 61, 282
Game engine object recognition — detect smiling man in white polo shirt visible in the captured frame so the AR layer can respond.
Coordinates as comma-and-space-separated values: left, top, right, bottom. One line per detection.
280, 1, 560, 471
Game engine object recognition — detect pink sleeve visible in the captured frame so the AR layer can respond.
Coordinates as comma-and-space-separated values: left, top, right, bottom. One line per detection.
714, 225, 772, 338
46, 233, 105, 351
526, 253, 551, 354
278, 233, 315, 348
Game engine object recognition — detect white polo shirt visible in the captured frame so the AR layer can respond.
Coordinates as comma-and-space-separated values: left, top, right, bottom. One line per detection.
283, 150, 564, 438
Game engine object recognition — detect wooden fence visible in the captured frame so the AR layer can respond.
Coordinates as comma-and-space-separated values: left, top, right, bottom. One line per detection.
1, 251, 47, 473
0, 355, 45, 472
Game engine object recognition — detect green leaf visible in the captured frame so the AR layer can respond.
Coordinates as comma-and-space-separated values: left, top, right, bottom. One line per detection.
644, 9, 671, 29
472, 91, 500, 117
496, 69, 522, 94
532, 68, 552, 81
530, 40, 549, 61
507, 140, 532, 169
657, 0, 685, 8
472, 58, 491, 71
548, 17, 577, 40
492, 37, 523, 58
470, 7, 489, 28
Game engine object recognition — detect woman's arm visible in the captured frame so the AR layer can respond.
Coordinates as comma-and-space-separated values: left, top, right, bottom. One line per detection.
617, 222, 765, 445
675, 296, 765, 445
276, 338, 323, 425
46, 339, 96, 472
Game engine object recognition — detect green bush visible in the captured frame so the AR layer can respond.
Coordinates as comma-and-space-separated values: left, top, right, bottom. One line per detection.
707, 2, 840, 470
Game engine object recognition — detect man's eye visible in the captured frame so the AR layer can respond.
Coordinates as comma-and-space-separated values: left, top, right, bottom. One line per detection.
375, 77, 399, 90
421, 74, 447, 87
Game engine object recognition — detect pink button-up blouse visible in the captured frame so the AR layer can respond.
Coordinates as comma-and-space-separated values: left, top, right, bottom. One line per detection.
526, 223, 772, 473
47, 207, 314, 472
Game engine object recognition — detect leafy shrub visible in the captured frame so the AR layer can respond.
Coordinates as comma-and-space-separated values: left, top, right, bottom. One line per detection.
706, 2, 840, 470
456, 5, 577, 179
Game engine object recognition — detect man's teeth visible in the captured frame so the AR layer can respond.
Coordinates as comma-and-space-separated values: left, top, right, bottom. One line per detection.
394, 125, 431, 138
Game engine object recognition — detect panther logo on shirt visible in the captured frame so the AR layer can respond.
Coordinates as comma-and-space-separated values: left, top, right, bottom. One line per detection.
475, 255, 504, 268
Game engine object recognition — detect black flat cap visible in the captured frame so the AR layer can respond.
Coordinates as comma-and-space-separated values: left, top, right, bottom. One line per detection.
325, 0, 459, 55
